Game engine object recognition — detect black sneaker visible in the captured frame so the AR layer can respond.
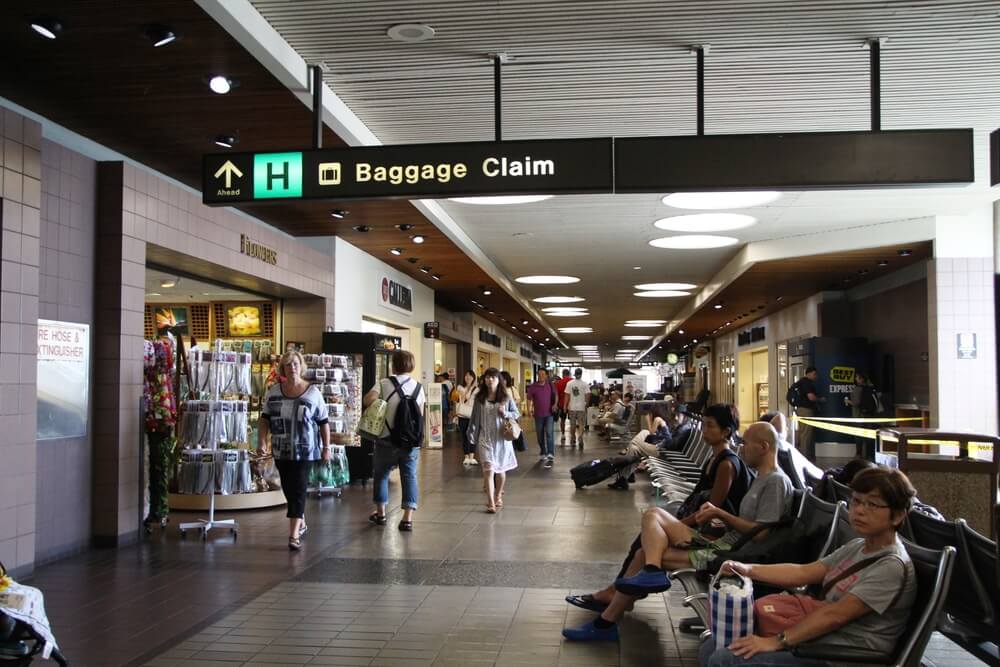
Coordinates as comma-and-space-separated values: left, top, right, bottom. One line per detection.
608, 478, 629, 490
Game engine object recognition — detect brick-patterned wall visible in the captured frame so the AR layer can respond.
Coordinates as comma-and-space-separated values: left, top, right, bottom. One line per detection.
92, 162, 335, 542
0, 109, 42, 575
35, 139, 97, 563
928, 257, 997, 433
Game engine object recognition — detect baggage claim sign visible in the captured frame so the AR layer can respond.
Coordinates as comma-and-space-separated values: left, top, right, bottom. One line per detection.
202, 138, 613, 204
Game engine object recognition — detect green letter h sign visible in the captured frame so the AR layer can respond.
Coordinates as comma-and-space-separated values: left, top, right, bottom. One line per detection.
254, 152, 303, 199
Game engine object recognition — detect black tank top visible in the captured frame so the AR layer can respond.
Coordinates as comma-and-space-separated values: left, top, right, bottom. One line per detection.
692, 447, 754, 515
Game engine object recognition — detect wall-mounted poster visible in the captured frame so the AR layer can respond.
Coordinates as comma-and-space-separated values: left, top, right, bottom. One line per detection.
227, 305, 262, 336
155, 306, 188, 335
37, 320, 90, 440
622, 374, 648, 399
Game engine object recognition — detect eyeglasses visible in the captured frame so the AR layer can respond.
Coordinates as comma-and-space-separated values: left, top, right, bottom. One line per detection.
848, 496, 891, 511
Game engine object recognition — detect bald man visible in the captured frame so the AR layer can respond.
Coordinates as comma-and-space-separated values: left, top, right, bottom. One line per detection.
563, 422, 795, 641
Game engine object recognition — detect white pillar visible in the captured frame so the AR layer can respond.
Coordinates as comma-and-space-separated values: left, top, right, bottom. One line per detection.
928, 208, 997, 433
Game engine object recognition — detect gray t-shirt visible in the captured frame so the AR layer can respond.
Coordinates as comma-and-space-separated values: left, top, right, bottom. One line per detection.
720, 468, 794, 544
817, 536, 916, 656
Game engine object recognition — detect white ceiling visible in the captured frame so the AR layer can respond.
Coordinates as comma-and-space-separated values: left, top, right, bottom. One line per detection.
145, 268, 269, 304
248, 0, 1000, 350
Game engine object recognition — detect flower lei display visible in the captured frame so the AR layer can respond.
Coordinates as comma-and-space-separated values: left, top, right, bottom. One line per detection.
143, 339, 177, 432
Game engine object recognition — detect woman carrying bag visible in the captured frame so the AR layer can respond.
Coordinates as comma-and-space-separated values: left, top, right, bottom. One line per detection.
466, 367, 520, 513
456, 370, 479, 465
500, 370, 527, 452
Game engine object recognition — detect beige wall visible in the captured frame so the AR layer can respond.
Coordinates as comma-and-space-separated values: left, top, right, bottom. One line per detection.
0, 109, 42, 575
92, 161, 335, 544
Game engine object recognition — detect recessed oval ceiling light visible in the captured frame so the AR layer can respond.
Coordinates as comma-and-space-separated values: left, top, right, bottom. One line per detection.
624, 322, 664, 328
634, 283, 697, 291
389, 247, 403, 256
654, 213, 757, 232
649, 235, 740, 250
625, 319, 667, 325
634, 290, 690, 298
30, 18, 62, 39
209, 75, 233, 94
387, 23, 436, 43
533, 296, 585, 303
661, 191, 781, 210
450, 195, 553, 205
145, 24, 178, 47
547, 312, 588, 317
411, 235, 425, 244
541, 306, 587, 313
558, 327, 593, 333
622, 335, 652, 340
516, 275, 580, 284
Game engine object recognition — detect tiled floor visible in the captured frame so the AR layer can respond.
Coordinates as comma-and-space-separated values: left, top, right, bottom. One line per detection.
21, 427, 985, 666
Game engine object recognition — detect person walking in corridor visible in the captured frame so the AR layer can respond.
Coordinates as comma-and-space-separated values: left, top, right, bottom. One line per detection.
526, 369, 558, 468
790, 366, 824, 461
564, 368, 590, 448
456, 370, 479, 465
466, 367, 520, 513
555, 368, 572, 444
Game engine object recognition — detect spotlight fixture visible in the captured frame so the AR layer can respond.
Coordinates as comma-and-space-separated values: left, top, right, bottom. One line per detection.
432, 274, 442, 281
29, 17, 62, 39
678, 329, 685, 335
898, 249, 912, 257
877, 260, 889, 267
330, 209, 348, 219
411, 235, 425, 244
522, 320, 528, 325
145, 24, 177, 47
209, 75, 234, 94
532, 328, 539, 332
633, 266, 641, 270
396, 223, 414, 231
213, 134, 237, 148
419, 266, 431, 273
713, 303, 723, 310
776, 296, 784, 302
480, 286, 492, 296
406, 257, 419, 264
352, 225, 371, 232
859, 268, 870, 275
160, 278, 178, 289
389, 248, 403, 256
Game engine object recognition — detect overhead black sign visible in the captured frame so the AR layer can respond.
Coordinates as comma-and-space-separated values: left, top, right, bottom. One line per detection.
615, 129, 974, 191
203, 138, 614, 205
424, 321, 440, 339
991, 128, 999, 187
738, 326, 766, 346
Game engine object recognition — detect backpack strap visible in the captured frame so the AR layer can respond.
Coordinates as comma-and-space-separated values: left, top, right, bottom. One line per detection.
384, 376, 420, 435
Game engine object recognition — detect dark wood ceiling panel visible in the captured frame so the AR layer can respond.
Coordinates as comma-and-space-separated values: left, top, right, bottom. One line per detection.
660, 242, 933, 356
0, 0, 550, 344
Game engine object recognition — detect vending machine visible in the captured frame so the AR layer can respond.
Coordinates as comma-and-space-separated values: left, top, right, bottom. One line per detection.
322, 332, 403, 484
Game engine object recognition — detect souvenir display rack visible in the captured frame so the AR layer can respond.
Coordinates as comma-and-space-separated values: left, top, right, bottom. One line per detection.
302, 353, 357, 497
177, 340, 241, 539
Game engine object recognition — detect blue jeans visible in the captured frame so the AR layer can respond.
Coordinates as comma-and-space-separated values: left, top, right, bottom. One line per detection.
699, 639, 830, 667
534, 416, 555, 456
373, 443, 420, 510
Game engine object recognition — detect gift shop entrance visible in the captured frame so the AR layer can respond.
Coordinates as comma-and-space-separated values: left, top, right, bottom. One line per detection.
140, 247, 332, 531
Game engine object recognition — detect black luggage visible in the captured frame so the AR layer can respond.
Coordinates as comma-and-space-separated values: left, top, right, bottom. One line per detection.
347, 439, 375, 484
570, 455, 636, 489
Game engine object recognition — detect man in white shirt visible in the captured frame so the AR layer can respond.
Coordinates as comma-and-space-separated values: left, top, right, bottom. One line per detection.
564, 368, 590, 448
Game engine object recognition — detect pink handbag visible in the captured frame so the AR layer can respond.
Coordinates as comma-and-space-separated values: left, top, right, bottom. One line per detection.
754, 594, 827, 636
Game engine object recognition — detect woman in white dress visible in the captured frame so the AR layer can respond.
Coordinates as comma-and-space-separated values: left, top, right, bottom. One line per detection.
456, 371, 479, 465
466, 367, 520, 513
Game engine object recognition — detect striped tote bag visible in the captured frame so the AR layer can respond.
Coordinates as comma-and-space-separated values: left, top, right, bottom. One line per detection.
709, 571, 755, 649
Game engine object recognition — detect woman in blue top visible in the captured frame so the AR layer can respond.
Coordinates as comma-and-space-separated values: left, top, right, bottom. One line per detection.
466, 367, 520, 513
259, 351, 330, 551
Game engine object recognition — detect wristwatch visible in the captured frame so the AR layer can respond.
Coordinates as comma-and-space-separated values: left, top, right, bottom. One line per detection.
777, 631, 791, 650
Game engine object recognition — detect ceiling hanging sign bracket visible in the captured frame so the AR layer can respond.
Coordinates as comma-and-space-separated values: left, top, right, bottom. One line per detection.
492, 53, 511, 142
691, 45, 710, 136
311, 63, 324, 149
991, 128, 1000, 186
863, 37, 887, 132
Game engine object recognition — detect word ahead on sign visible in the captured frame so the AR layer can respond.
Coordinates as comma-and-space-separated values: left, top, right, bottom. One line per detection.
203, 138, 613, 205
615, 129, 973, 191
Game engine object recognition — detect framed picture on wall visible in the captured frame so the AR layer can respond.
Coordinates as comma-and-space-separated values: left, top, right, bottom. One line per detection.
155, 306, 189, 335
227, 305, 263, 336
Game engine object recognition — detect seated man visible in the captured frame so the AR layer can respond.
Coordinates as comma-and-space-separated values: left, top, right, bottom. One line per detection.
599, 392, 634, 438
595, 391, 626, 436
563, 421, 794, 641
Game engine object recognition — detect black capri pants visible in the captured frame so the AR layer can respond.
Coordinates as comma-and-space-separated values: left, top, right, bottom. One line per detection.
275, 459, 311, 518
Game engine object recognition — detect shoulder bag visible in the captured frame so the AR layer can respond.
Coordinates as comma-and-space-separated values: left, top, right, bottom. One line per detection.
356, 380, 389, 440
500, 398, 522, 440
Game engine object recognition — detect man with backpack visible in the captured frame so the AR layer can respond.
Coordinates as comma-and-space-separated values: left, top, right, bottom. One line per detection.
845, 371, 881, 457
787, 366, 824, 461
363, 350, 425, 532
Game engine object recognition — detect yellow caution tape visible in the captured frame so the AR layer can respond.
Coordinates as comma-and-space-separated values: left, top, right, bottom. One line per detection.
792, 416, 994, 454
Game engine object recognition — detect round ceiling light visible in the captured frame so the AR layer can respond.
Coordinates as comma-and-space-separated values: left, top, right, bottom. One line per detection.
533, 296, 585, 303
661, 191, 781, 210
542, 306, 587, 313
625, 322, 665, 328
209, 75, 233, 94
558, 327, 593, 333
546, 311, 588, 317
516, 275, 580, 285
387, 23, 436, 43
626, 319, 667, 325
634, 283, 697, 291
653, 213, 757, 232
634, 290, 690, 298
450, 195, 553, 205
622, 335, 652, 340
649, 235, 740, 249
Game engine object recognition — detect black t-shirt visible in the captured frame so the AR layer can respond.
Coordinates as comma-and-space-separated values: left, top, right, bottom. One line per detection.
795, 377, 819, 410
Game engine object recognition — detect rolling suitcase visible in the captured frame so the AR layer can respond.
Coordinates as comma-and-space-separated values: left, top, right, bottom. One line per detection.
570, 455, 636, 489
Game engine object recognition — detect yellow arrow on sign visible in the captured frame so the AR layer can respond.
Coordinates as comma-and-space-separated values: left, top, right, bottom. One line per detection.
214, 160, 243, 188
